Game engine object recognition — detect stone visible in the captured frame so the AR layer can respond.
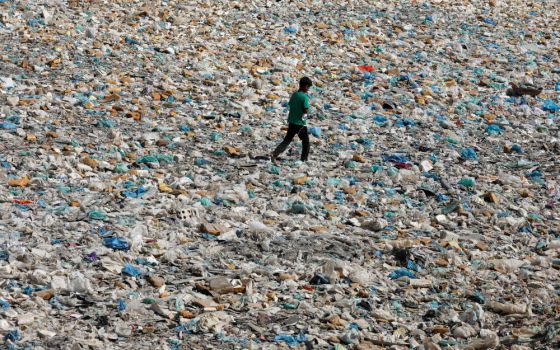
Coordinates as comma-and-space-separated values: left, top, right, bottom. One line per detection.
147, 275, 164, 288
115, 321, 132, 337
38, 329, 57, 338
431, 325, 449, 334
17, 313, 35, 326
352, 154, 366, 163
453, 323, 477, 339
33, 289, 55, 300
224, 146, 240, 156
487, 301, 528, 315
179, 310, 195, 318
410, 278, 432, 288
293, 176, 308, 185
362, 219, 387, 232
7, 96, 19, 106
199, 222, 224, 235
484, 192, 498, 203
371, 309, 395, 322
81, 157, 98, 168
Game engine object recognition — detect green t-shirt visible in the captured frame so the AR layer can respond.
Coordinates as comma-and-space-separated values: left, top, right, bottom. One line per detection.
287, 91, 309, 126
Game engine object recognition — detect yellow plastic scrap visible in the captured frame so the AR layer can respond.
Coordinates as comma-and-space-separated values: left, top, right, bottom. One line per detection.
158, 182, 173, 193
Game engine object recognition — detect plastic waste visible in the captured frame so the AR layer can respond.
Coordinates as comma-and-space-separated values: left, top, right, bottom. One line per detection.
308, 126, 321, 138
274, 333, 307, 346
122, 264, 142, 277
458, 177, 476, 188
542, 99, 560, 113
0, 1, 557, 349
0, 122, 17, 130
103, 237, 130, 251
388, 269, 417, 280
460, 148, 478, 161
485, 124, 503, 135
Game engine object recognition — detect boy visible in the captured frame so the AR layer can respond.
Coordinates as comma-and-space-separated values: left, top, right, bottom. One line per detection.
271, 77, 312, 163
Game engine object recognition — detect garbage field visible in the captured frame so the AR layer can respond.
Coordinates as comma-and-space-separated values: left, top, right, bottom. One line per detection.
0, 0, 559, 349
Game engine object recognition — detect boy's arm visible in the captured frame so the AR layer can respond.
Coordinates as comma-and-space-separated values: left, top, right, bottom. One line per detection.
303, 95, 310, 116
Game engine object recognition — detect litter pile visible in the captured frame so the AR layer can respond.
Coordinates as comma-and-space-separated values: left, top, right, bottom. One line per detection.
0, 0, 559, 349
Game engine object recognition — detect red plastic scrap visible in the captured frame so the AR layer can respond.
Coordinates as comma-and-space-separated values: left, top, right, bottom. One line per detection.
395, 162, 412, 169
357, 65, 374, 72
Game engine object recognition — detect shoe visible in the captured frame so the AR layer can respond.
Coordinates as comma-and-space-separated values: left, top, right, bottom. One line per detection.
270, 155, 278, 164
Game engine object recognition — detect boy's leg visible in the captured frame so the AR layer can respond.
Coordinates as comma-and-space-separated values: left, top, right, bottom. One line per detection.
272, 124, 299, 160
298, 126, 310, 161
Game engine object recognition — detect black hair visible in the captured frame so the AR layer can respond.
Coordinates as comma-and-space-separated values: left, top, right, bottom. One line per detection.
299, 77, 313, 88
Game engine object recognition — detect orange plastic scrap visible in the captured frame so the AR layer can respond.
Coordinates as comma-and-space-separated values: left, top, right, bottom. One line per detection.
12, 199, 33, 205
8, 176, 29, 187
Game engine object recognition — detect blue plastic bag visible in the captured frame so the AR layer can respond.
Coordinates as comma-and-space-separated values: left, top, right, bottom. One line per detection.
122, 264, 141, 277
460, 147, 478, 160
0, 299, 10, 311
195, 159, 207, 167
136, 155, 159, 164
511, 144, 523, 153
372, 115, 388, 125
383, 154, 409, 163
543, 99, 560, 113
0, 122, 17, 130
388, 268, 417, 280
103, 237, 130, 251
394, 118, 415, 127
122, 186, 146, 198
125, 37, 141, 45
309, 274, 329, 285
4, 329, 19, 342
274, 333, 306, 346
117, 298, 126, 312
356, 138, 373, 146
97, 119, 115, 128
485, 124, 502, 135
406, 260, 421, 272
291, 201, 306, 214
308, 126, 321, 138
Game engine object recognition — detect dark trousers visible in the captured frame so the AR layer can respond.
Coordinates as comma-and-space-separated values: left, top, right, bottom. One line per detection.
272, 123, 309, 161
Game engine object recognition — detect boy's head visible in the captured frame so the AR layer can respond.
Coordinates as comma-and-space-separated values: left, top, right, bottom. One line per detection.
299, 77, 313, 92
